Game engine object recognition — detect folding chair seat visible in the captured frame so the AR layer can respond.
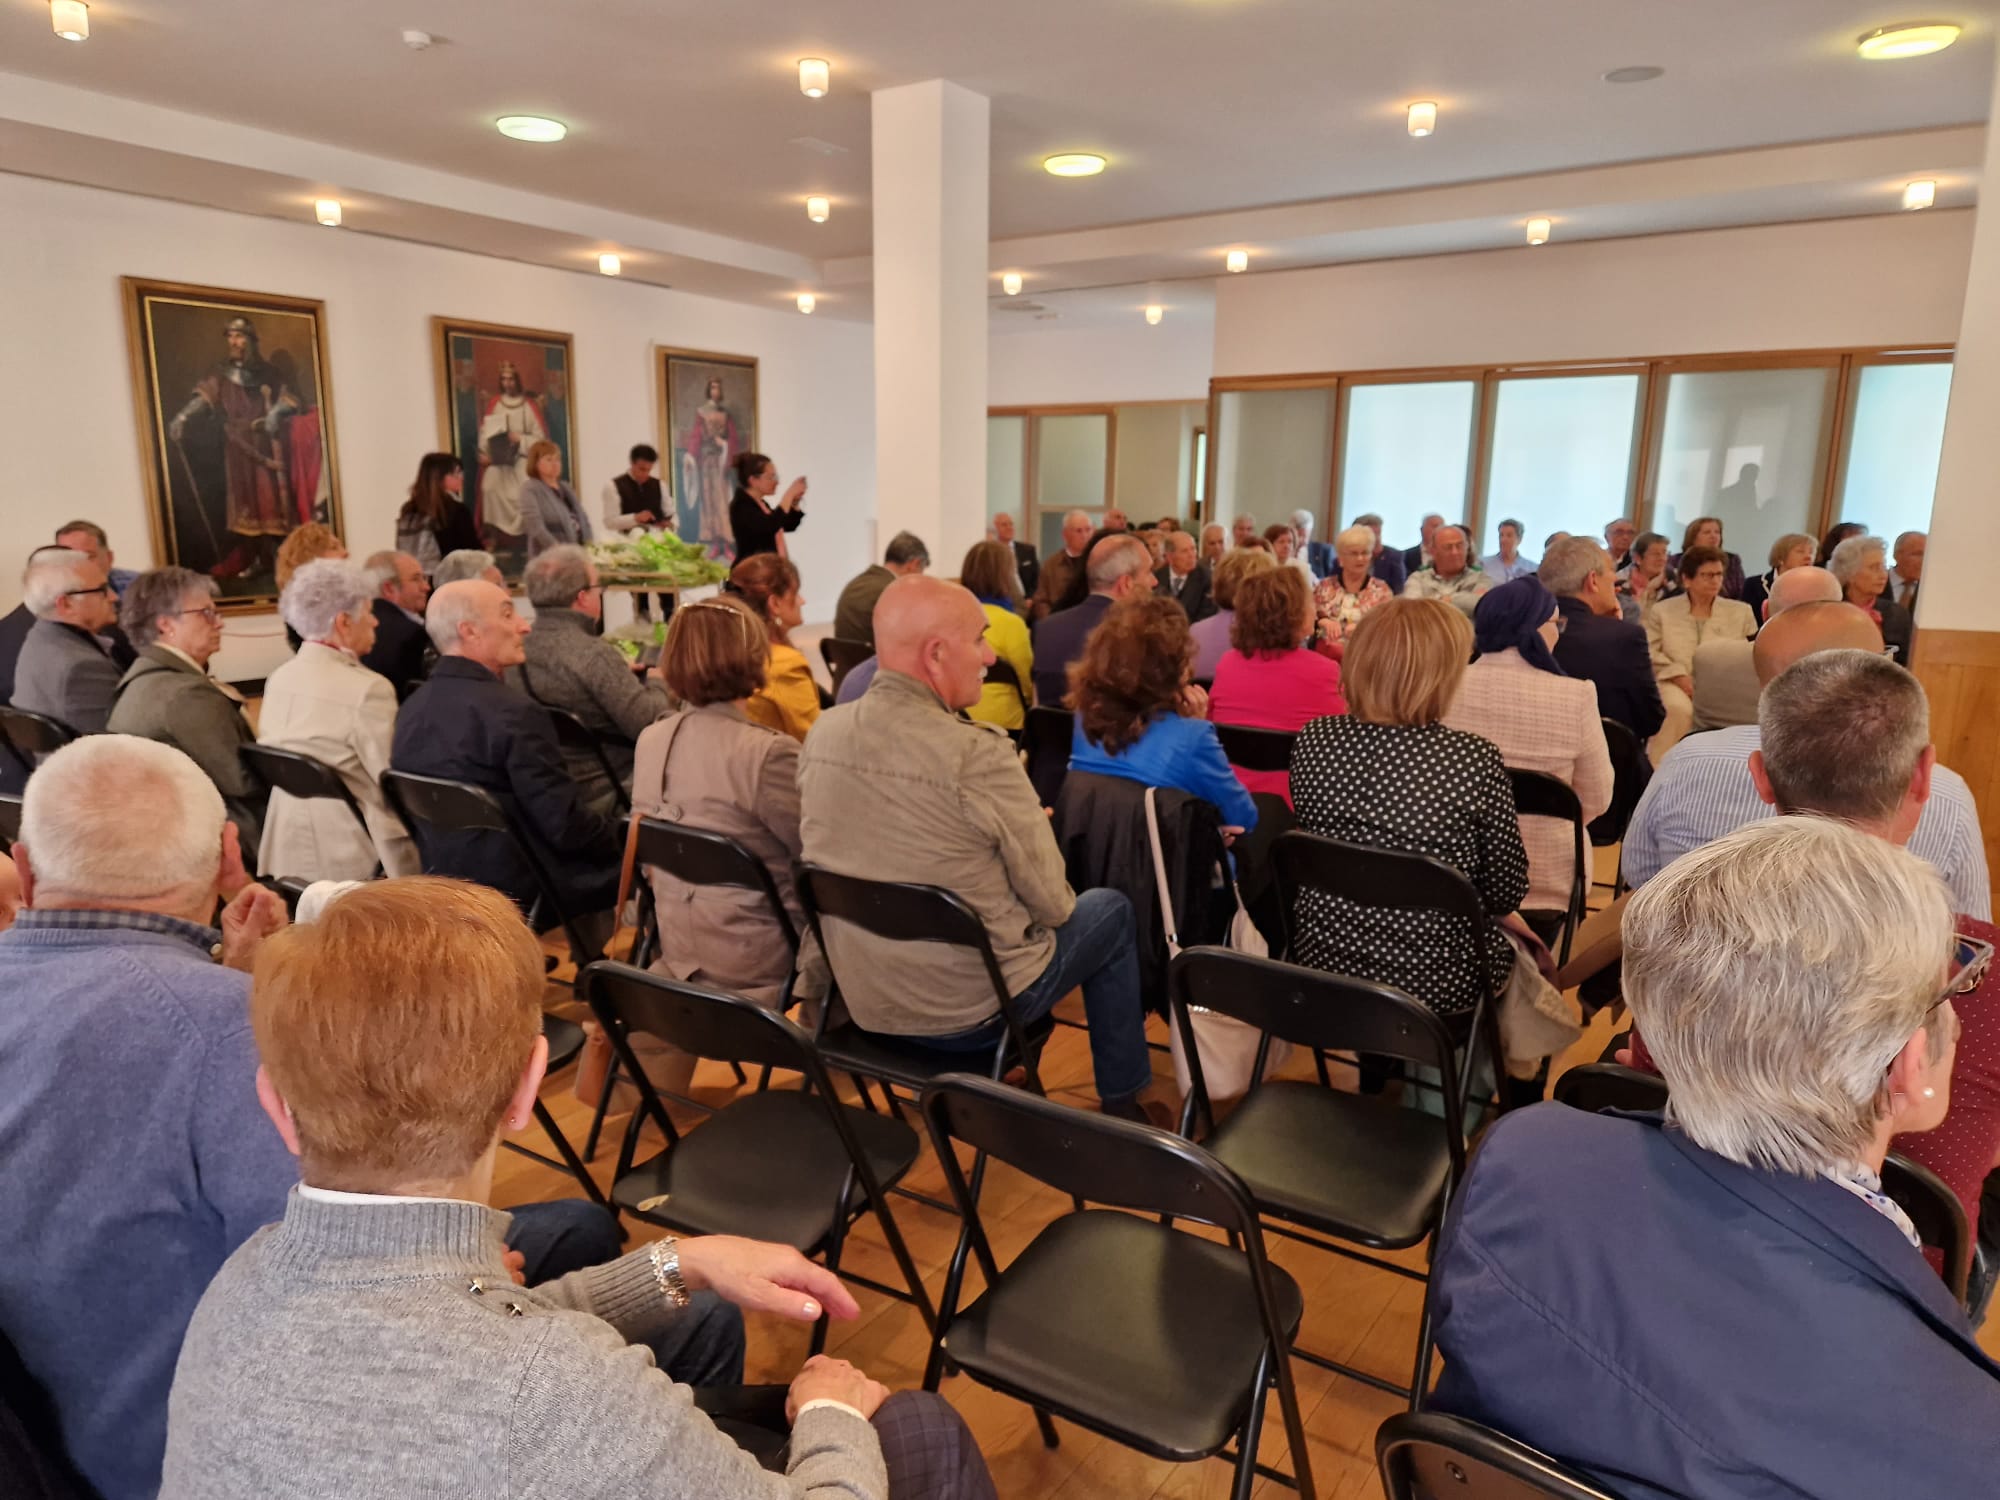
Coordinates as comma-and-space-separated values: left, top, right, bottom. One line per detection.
1377, 1410, 1625, 1500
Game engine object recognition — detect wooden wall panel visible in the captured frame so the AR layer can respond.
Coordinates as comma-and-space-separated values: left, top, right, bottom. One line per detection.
1911, 628, 2000, 904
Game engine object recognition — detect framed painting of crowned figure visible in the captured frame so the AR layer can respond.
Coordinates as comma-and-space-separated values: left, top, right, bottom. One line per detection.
432, 317, 577, 579
123, 278, 343, 610
657, 346, 758, 560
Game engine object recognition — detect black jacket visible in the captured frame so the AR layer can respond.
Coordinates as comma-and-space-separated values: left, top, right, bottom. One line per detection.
1030, 594, 1113, 705
1155, 563, 1214, 622
361, 599, 431, 701
1052, 770, 1231, 1011
1551, 595, 1665, 740
390, 656, 622, 918
729, 489, 804, 560
0, 603, 32, 710
1012, 540, 1040, 599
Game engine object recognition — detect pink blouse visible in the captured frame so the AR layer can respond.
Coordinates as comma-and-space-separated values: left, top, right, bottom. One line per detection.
1207, 647, 1346, 805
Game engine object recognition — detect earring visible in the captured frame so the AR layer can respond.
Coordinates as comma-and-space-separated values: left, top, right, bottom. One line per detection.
1922, 1087, 1937, 1099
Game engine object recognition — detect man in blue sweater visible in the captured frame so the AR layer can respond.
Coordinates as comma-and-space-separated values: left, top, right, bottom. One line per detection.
0, 736, 725, 1498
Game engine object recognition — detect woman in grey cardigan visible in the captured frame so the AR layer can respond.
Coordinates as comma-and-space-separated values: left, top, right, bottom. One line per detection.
162, 878, 993, 1500
520, 438, 594, 559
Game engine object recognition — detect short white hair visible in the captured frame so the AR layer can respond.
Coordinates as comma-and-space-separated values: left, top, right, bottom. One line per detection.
21, 548, 95, 619
432, 550, 498, 588
1289, 509, 1315, 530
1334, 524, 1375, 552
20, 736, 225, 903
1623, 817, 1954, 1177
1085, 535, 1154, 591
425, 579, 495, 654
1827, 534, 1887, 588
1766, 565, 1842, 617
281, 559, 377, 641
1063, 509, 1091, 528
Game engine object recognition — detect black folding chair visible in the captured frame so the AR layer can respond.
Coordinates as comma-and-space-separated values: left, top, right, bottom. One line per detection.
1550, 1061, 1667, 1115
1271, 830, 1505, 1122
919, 1073, 1315, 1498
1213, 722, 1296, 776
985, 656, 1031, 720
1505, 768, 1587, 965
0, 707, 78, 779
240, 744, 385, 878
0, 794, 21, 850
818, 636, 873, 698
1592, 717, 1647, 894
1172, 948, 1465, 1405
541, 705, 634, 816
1023, 705, 1073, 807
581, 961, 935, 1352
1554, 1064, 1974, 1311
1377, 1410, 1623, 1500
381, 769, 610, 1209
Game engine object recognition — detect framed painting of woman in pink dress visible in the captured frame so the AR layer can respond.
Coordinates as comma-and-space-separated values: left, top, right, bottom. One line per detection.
657, 346, 758, 560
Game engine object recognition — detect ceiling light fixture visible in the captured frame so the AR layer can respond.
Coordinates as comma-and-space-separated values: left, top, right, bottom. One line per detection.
1526, 217, 1552, 247
1043, 152, 1107, 177
1002, 272, 1023, 295
806, 195, 830, 223
1226, 249, 1249, 273
1856, 22, 1962, 59
598, 253, 622, 275
1603, 65, 1665, 84
1407, 102, 1437, 137
797, 292, 816, 315
50, 0, 88, 41
1904, 178, 1938, 210
496, 115, 567, 143
799, 58, 830, 98
314, 199, 342, 228
1145, 305, 1164, 325
402, 29, 434, 50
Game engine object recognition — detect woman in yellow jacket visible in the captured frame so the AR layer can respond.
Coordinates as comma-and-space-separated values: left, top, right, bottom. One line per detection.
727, 553, 821, 741
959, 540, 1033, 731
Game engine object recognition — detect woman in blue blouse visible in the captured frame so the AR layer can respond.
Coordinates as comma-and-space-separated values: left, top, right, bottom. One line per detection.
1067, 595, 1258, 833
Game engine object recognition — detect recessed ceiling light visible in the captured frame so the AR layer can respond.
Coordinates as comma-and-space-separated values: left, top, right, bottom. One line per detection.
402, 29, 434, 50
1226, 249, 1249, 273
1002, 272, 1023, 295
1407, 102, 1438, 137
1044, 153, 1106, 178
598, 253, 622, 275
1904, 179, 1938, 210
1856, 22, 1962, 60
797, 292, 816, 315
50, 1, 88, 41
799, 58, 830, 98
1526, 217, 1552, 247
1603, 65, 1665, 84
496, 115, 567, 143
1145, 305, 1164, 325
314, 199, 342, 228
806, 195, 830, 223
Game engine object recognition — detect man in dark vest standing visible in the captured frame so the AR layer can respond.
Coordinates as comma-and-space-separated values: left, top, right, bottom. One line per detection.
600, 443, 671, 621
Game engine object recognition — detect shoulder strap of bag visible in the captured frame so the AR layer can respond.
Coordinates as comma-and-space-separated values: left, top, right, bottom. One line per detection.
615, 710, 692, 918
1143, 785, 1182, 958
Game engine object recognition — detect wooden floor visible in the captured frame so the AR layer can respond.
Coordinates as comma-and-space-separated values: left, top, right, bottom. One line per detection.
497, 848, 2000, 1500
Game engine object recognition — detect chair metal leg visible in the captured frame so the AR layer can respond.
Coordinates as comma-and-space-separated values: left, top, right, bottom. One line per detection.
729, 1061, 749, 1087
1267, 1341, 1315, 1497
1231, 1348, 1273, 1500
814, 1170, 858, 1358
1314, 1048, 1333, 1089
922, 1150, 989, 1391
582, 1054, 621, 1163
530, 1098, 608, 1209
1408, 1281, 1440, 1411
1033, 1407, 1060, 1449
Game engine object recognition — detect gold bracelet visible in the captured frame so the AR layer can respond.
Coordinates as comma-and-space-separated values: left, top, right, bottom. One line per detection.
648, 1237, 690, 1309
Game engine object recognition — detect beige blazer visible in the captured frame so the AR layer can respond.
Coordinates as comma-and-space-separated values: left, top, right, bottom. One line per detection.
256, 643, 420, 881
1646, 594, 1757, 682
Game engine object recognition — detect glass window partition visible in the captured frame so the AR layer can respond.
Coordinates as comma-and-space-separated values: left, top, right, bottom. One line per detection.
1337, 381, 1476, 551
1482, 374, 1642, 559
1212, 387, 1335, 537
986, 415, 1026, 535
1835, 360, 1952, 543
1032, 412, 1110, 556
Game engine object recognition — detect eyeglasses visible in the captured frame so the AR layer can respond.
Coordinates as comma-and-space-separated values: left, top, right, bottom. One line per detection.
1551, 613, 1569, 636
1931, 936, 1993, 1020
63, 585, 111, 599
176, 606, 223, 625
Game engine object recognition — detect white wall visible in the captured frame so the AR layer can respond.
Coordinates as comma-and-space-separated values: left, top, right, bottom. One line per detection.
0, 173, 876, 680
1214, 211, 1976, 376
988, 315, 1214, 407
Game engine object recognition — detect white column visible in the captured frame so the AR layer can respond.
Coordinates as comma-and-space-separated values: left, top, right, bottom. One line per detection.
1920, 49, 2000, 638
871, 80, 990, 573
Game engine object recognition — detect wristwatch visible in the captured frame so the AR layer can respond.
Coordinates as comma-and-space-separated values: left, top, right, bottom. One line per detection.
648, 1237, 690, 1309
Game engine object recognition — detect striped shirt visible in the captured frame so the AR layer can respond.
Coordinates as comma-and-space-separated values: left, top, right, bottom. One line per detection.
1623, 723, 1992, 920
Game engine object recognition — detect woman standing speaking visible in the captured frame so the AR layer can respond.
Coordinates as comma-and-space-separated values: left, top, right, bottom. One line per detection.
728, 450, 807, 560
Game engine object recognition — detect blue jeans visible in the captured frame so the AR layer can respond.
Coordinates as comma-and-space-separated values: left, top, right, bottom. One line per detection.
505, 1199, 745, 1384
922, 887, 1152, 1103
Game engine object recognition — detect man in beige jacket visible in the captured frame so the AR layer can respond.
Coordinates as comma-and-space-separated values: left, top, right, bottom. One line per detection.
798, 576, 1158, 1122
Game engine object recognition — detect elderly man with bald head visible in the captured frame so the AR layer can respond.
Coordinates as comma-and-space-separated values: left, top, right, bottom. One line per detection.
1623, 599, 1990, 918
798, 576, 1161, 1123
390, 579, 623, 945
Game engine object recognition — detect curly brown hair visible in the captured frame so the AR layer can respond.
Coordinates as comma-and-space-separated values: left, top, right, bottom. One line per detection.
727, 552, 801, 644
1230, 566, 1310, 657
1068, 595, 1193, 754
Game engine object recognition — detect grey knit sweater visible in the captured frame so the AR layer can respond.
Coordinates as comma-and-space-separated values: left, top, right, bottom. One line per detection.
160, 1192, 886, 1499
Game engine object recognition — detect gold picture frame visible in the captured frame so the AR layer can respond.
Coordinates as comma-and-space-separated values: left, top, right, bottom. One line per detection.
432, 316, 579, 579
656, 344, 759, 559
123, 277, 343, 612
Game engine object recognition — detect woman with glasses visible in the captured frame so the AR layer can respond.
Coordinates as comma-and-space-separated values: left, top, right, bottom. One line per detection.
1646, 543, 1756, 761
1443, 576, 1612, 932
107, 566, 268, 860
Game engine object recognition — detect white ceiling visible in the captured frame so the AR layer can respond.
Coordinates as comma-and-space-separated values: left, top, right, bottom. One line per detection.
1, 0, 1996, 316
